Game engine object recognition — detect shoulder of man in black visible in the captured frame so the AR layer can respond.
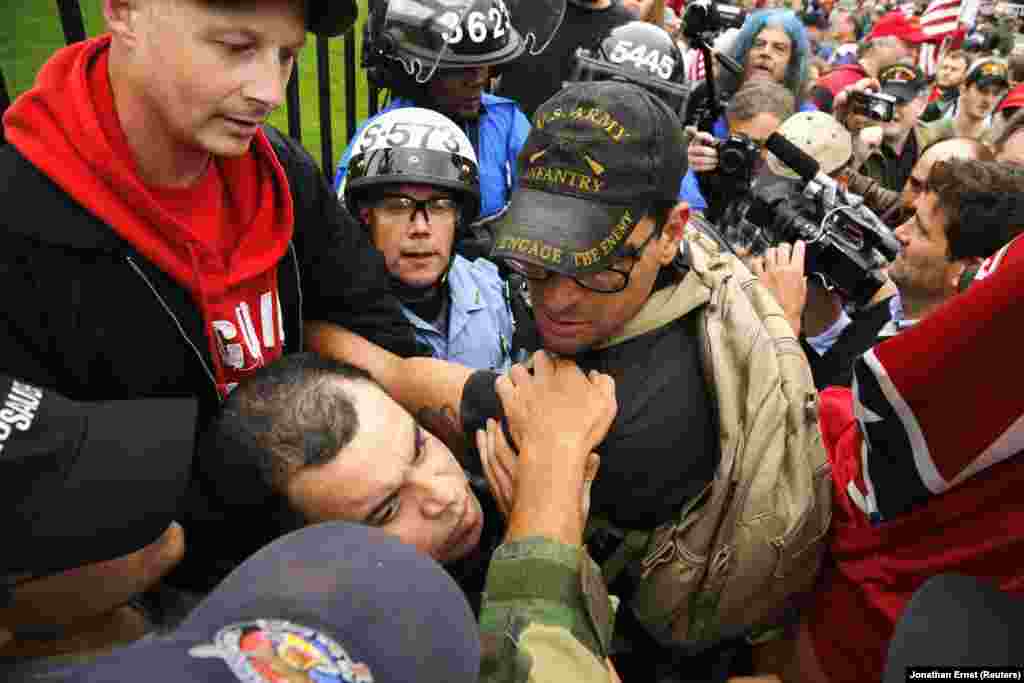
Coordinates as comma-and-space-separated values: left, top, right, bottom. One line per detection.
801, 294, 896, 390
262, 125, 422, 359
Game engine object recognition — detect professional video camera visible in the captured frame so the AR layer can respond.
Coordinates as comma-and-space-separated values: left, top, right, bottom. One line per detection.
715, 132, 901, 305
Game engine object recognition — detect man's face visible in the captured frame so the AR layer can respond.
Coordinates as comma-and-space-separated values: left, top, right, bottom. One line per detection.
936, 56, 969, 89
527, 214, 682, 355
997, 128, 1024, 165
360, 184, 458, 289
285, 382, 484, 565
744, 27, 793, 85
960, 82, 1007, 120
900, 152, 936, 212
0, 523, 184, 634
873, 41, 915, 72
890, 191, 960, 302
881, 93, 927, 141
427, 66, 491, 120
125, 0, 306, 158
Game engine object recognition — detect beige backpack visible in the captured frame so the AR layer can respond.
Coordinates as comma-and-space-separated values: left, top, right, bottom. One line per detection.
590, 222, 832, 648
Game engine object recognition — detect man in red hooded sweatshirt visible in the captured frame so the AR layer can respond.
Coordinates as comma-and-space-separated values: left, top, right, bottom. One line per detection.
757, 160, 1024, 683
0, 0, 420, 426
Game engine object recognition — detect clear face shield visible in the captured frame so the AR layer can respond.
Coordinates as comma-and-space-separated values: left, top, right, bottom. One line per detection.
380, 0, 566, 82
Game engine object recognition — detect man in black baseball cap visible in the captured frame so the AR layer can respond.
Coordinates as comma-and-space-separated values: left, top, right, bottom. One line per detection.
849, 63, 952, 191
934, 57, 1011, 141
491, 79, 688, 352
0, 377, 196, 660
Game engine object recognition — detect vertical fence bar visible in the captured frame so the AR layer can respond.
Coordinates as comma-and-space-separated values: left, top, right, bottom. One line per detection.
0, 67, 10, 144
315, 35, 334, 175
56, 0, 88, 44
369, 83, 380, 117
343, 29, 358, 143
286, 65, 302, 142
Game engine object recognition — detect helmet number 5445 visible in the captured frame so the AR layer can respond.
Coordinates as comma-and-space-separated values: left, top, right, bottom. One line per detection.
608, 40, 676, 80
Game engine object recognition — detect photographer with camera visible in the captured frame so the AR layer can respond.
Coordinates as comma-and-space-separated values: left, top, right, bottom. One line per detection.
764, 160, 1024, 683
770, 129, 994, 388
683, 80, 795, 216
840, 64, 952, 192
809, 15, 924, 113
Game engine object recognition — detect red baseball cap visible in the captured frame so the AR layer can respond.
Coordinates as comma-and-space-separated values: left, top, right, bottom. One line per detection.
867, 11, 929, 43
996, 83, 1024, 114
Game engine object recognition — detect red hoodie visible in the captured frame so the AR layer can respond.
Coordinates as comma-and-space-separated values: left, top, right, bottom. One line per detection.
3, 36, 292, 397
808, 234, 1024, 683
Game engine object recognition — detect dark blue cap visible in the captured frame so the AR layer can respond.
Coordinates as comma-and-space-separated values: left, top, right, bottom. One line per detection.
45, 522, 480, 683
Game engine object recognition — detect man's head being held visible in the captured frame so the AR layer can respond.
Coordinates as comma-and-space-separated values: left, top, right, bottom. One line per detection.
199, 353, 484, 567
341, 108, 481, 293
491, 81, 689, 355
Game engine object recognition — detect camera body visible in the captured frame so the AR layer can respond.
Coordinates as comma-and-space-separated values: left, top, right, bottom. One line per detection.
683, 0, 746, 39
717, 134, 763, 186
848, 90, 898, 123
716, 174, 899, 305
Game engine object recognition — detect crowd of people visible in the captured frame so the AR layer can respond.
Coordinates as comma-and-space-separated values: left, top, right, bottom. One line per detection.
2, 0, 1023, 681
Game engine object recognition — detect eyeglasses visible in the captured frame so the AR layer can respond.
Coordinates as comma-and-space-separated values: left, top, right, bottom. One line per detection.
505, 227, 661, 294
370, 194, 459, 223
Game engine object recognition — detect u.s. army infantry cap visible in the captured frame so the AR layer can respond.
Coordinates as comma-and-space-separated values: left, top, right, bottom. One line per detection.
491, 80, 686, 277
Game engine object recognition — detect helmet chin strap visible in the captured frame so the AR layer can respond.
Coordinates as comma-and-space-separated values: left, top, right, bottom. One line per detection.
392, 254, 455, 322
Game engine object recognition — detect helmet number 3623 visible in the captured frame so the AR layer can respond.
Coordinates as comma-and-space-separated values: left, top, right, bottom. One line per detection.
608, 40, 676, 80
439, 0, 512, 45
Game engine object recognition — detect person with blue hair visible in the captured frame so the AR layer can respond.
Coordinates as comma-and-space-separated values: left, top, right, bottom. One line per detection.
680, 9, 815, 209
722, 9, 815, 129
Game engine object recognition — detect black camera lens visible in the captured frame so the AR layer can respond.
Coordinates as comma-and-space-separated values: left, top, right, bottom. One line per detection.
719, 147, 746, 174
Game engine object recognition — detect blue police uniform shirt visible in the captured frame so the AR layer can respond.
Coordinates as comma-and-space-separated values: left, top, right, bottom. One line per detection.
335, 95, 530, 221
401, 255, 519, 372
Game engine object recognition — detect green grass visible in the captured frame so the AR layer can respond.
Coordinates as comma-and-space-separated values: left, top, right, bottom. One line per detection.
0, 0, 373, 171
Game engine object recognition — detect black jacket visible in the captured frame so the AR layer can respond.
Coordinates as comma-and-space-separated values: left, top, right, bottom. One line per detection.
0, 127, 419, 427
800, 296, 895, 390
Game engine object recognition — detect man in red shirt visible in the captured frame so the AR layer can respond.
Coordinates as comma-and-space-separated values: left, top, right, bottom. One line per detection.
768, 159, 1024, 683
810, 11, 927, 112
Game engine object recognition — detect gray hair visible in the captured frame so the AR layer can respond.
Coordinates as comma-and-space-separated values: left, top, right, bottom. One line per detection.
726, 80, 796, 123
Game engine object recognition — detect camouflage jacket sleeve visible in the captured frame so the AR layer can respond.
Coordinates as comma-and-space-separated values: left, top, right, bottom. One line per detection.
478, 537, 615, 683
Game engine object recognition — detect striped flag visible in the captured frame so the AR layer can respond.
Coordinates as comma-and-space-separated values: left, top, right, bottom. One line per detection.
920, 0, 963, 39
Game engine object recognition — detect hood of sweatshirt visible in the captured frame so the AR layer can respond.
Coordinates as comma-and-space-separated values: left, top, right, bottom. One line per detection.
3, 35, 294, 395
3, 35, 293, 301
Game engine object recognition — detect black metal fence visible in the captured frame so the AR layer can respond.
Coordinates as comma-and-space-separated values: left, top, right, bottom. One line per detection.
0, 0, 378, 174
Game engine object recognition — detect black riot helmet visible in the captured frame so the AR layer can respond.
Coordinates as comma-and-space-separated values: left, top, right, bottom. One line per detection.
571, 21, 690, 119
364, 0, 566, 87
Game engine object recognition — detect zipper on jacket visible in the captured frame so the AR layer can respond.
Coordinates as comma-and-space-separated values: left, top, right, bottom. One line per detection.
288, 242, 303, 351
125, 256, 219, 394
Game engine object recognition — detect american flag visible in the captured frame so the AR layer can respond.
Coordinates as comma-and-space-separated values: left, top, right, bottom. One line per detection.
917, 0, 970, 76
919, 0, 964, 39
